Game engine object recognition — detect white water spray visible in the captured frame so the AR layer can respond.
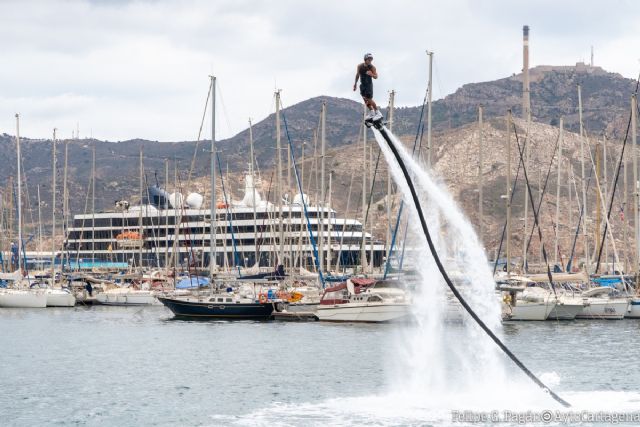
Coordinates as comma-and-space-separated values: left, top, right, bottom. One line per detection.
373, 128, 547, 409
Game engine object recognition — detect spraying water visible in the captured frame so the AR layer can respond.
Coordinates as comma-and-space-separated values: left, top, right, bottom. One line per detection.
371, 127, 551, 409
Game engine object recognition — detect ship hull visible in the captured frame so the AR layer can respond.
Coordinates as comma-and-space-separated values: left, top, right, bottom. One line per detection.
158, 296, 274, 319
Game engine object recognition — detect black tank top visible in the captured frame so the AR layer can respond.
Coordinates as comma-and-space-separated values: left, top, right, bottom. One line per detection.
359, 63, 372, 88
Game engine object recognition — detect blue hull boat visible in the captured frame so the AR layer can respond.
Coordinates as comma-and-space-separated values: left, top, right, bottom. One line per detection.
158, 296, 275, 320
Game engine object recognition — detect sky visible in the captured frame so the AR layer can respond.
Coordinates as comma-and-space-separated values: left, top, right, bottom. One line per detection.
1, 0, 640, 142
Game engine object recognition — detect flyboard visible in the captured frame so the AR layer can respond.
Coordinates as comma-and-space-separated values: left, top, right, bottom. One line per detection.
366, 116, 570, 408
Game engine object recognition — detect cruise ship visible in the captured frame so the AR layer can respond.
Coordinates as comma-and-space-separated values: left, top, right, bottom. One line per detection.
63, 174, 385, 271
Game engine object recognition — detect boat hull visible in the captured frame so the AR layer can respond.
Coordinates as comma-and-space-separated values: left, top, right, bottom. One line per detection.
626, 298, 640, 318
548, 302, 584, 320
95, 291, 157, 306
317, 303, 411, 323
505, 301, 556, 321
46, 290, 76, 307
575, 299, 628, 319
158, 296, 274, 319
0, 290, 47, 308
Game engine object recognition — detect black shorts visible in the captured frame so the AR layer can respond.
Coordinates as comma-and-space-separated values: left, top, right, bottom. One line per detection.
360, 84, 373, 100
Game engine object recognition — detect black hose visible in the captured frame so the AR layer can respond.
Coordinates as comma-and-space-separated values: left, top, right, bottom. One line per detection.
372, 123, 571, 408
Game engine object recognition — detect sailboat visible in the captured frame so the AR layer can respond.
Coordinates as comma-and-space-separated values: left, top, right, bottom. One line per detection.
576, 286, 628, 320
0, 115, 47, 308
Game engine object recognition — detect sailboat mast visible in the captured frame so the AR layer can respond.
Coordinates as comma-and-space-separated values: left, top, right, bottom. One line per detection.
554, 118, 563, 266
603, 135, 609, 267
320, 101, 326, 272
138, 146, 143, 268
623, 141, 629, 273
595, 140, 602, 258
633, 95, 639, 275
91, 144, 96, 264
37, 185, 43, 257
522, 25, 531, 272
327, 171, 332, 273
478, 105, 484, 242
276, 90, 284, 267
578, 84, 590, 273
426, 51, 433, 166
210, 75, 217, 274
61, 134, 69, 271
248, 118, 258, 265
361, 105, 368, 272
387, 91, 395, 255
506, 111, 512, 276
15, 114, 22, 273
164, 159, 169, 267
51, 128, 57, 277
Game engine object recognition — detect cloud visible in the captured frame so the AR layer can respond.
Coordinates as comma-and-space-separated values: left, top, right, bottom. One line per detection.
1, 0, 639, 141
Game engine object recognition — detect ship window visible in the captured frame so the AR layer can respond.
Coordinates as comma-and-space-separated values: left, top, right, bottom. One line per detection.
217, 298, 223, 302
368, 295, 382, 302
226, 298, 232, 302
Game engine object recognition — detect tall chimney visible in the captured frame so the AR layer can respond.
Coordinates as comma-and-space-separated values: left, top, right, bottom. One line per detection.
522, 25, 530, 119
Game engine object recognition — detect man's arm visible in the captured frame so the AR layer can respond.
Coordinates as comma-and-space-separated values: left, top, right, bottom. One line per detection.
353, 65, 360, 91
367, 65, 378, 79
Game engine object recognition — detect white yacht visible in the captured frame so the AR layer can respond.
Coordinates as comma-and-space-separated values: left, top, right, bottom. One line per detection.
316, 278, 411, 322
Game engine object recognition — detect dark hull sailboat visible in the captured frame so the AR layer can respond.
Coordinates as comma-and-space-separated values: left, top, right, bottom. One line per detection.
158, 296, 275, 319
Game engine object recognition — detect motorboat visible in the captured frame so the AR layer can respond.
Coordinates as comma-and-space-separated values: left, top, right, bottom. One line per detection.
316, 278, 411, 322
576, 287, 628, 319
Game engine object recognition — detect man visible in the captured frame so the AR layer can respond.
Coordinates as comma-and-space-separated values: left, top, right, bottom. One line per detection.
353, 53, 382, 122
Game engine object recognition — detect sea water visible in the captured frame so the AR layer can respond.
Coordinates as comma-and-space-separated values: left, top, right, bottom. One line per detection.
1, 308, 640, 426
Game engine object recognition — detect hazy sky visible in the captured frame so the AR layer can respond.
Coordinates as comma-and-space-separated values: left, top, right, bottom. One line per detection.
1, 0, 639, 142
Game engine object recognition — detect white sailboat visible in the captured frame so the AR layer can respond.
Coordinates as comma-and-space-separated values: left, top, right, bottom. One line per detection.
576, 287, 628, 320
506, 287, 556, 321
45, 287, 76, 307
95, 287, 157, 306
0, 288, 47, 308
547, 293, 586, 320
627, 297, 640, 318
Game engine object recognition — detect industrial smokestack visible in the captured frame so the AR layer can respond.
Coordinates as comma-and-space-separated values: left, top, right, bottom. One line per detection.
522, 25, 530, 119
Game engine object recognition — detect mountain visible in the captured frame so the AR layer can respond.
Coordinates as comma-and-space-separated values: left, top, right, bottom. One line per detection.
1, 62, 637, 259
